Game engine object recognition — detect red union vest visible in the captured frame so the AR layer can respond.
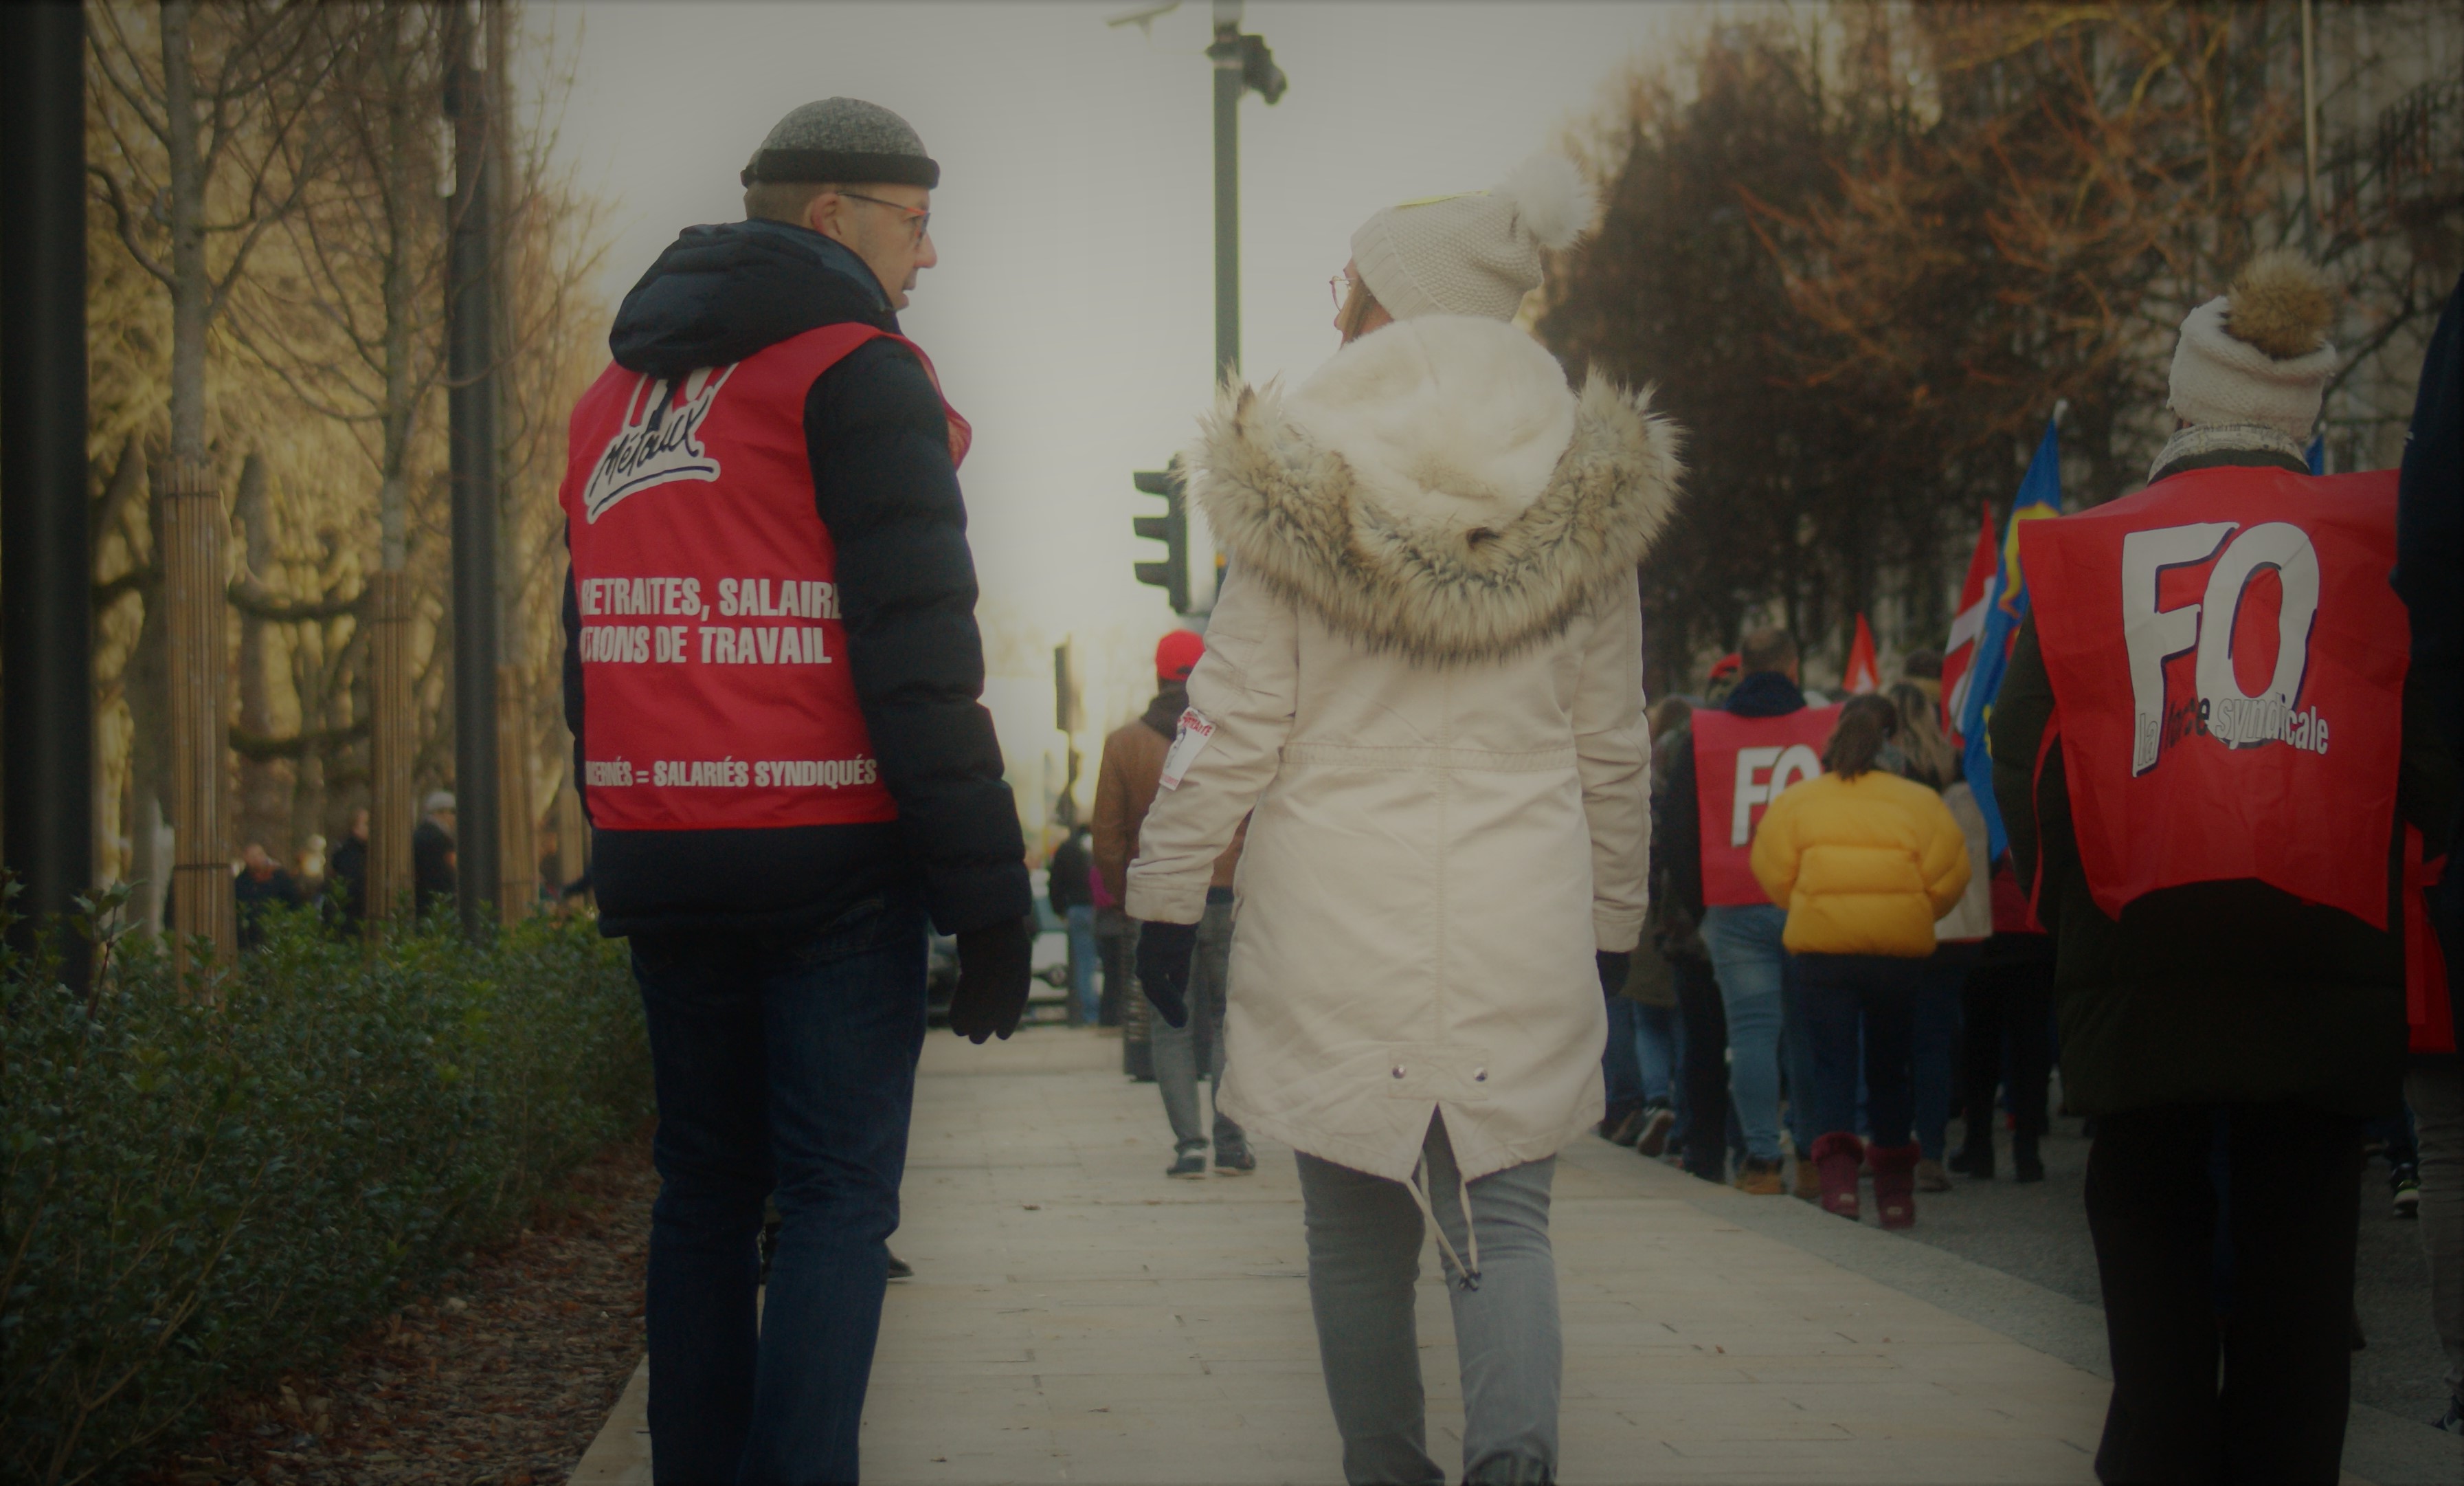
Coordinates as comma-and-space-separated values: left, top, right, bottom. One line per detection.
557, 324, 970, 831
2018, 465, 2406, 927
1692, 704, 1845, 905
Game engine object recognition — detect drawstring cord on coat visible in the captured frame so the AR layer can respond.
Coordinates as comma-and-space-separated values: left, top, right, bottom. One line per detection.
1407, 1153, 1482, 1291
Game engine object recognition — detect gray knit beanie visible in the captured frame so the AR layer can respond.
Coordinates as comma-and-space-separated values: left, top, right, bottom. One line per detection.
2166, 249, 2337, 441
1350, 152, 1593, 322
741, 98, 939, 189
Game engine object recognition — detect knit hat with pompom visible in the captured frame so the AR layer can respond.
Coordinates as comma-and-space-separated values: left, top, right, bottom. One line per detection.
2166, 249, 2338, 442
1350, 152, 1594, 323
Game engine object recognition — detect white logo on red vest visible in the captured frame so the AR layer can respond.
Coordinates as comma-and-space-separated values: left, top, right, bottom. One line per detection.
2121, 520, 2326, 776
581, 365, 737, 523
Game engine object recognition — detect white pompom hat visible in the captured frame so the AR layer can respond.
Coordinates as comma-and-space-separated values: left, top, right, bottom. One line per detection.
1350, 151, 1595, 323
2166, 249, 2339, 442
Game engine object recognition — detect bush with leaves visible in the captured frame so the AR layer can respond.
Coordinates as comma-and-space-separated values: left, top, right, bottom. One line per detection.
0, 885, 651, 1486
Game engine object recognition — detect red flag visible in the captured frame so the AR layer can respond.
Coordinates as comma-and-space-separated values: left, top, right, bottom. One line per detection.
1940, 502, 1998, 742
1844, 613, 1881, 695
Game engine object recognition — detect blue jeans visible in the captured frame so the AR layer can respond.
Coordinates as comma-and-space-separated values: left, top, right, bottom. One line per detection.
1913, 953, 1969, 1162
1632, 1001, 1677, 1110
1793, 953, 1922, 1149
1066, 903, 1098, 1024
1602, 994, 1645, 1119
1701, 905, 1789, 1162
631, 893, 930, 1486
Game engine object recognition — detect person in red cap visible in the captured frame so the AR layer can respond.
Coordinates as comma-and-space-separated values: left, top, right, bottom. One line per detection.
1093, 630, 1249, 1177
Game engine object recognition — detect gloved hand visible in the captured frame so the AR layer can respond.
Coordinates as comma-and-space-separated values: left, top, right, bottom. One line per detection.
1595, 950, 1633, 999
948, 917, 1034, 1044
1134, 920, 1199, 1029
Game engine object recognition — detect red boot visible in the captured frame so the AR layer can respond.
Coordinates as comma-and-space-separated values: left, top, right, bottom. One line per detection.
1869, 1142, 1920, 1229
1811, 1131, 1864, 1221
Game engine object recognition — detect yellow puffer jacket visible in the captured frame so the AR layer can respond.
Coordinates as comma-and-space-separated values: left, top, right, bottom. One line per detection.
1749, 769, 1971, 957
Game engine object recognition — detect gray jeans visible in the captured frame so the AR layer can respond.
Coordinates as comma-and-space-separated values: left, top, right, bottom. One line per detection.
2407, 1067, 2464, 1399
1297, 1116, 1560, 1485
1151, 895, 1242, 1153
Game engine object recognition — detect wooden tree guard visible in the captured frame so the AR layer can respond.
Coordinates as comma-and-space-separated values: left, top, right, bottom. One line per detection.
495, 663, 533, 924
159, 458, 234, 970
366, 568, 414, 927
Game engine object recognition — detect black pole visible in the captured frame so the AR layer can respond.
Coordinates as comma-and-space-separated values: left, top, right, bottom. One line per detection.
445, 28, 499, 940
1, 1, 96, 987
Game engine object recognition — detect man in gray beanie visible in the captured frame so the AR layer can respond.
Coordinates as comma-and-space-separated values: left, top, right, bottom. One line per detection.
560, 97, 1033, 1485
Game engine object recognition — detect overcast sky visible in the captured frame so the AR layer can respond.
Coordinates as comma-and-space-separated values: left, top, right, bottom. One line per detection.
541, 1, 1707, 834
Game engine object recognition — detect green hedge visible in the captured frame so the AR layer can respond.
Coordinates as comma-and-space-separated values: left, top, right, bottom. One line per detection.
0, 890, 652, 1486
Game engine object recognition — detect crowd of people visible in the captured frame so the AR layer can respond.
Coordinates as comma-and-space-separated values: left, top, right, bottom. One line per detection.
548, 92, 2459, 1486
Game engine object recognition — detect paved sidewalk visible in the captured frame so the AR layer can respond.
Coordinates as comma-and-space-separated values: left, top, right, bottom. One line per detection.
570, 1026, 2437, 1484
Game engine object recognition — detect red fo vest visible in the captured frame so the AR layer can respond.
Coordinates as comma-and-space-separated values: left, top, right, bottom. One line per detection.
2018, 465, 2406, 928
557, 324, 970, 831
1692, 705, 1845, 907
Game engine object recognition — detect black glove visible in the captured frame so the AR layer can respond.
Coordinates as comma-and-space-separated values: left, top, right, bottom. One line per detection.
1135, 920, 1199, 1029
1595, 950, 1633, 999
948, 918, 1034, 1044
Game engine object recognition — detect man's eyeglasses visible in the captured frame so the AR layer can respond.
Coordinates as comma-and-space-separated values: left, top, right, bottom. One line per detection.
836, 190, 930, 243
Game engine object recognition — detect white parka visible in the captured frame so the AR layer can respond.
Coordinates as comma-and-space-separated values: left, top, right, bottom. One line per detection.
1125, 315, 1683, 1184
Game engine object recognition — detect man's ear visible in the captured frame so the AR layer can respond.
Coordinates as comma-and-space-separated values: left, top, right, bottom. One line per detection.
802, 188, 836, 240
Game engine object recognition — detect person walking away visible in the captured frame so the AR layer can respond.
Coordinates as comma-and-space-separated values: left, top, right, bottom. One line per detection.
233, 843, 304, 951
1046, 825, 1099, 1025
1751, 696, 1971, 1226
1889, 680, 1989, 1192
1622, 696, 1699, 1160
1657, 628, 1841, 1195
1994, 250, 2456, 1483
558, 99, 1035, 1486
1128, 151, 1678, 1485
1093, 630, 1251, 1176
327, 807, 370, 931
1952, 854, 2057, 1182
412, 790, 457, 920
2393, 271, 2462, 1433
1653, 689, 1744, 1184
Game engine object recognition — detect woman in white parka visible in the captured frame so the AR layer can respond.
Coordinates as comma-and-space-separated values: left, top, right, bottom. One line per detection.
1128, 153, 1681, 1486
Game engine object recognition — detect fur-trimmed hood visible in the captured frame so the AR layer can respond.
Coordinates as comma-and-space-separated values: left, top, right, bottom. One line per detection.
1187, 315, 1682, 665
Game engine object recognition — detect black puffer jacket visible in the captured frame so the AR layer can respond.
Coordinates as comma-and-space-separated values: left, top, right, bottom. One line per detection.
1991, 445, 2456, 1118
565, 218, 1029, 939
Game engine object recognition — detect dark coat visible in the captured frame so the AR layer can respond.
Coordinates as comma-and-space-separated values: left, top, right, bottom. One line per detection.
565, 219, 1029, 940
234, 867, 303, 950
1991, 444, 2458, 1118
2395, 274, 2463, 1065
1046, 833, 1094, 916
1653, 670, 1807, 924
326, 834, 368, 925
412, 819, 456, 920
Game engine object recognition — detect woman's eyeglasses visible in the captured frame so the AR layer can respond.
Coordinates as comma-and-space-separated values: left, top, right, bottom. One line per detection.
1329, 273, 1358, 311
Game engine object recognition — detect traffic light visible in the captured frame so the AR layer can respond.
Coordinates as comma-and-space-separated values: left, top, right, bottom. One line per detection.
1133, 463, 1191, 614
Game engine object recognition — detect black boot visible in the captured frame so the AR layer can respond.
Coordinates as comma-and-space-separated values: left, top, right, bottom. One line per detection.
2012, 1129, 2045, 1183
1949, 1122, 1995, 1179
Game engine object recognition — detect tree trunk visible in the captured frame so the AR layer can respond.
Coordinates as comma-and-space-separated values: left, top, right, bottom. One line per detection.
495, 663, 532, 923
156, 1, 233, 967
366, 572, 414, 926
160, 456, 232, 972
233, 453, 291, 854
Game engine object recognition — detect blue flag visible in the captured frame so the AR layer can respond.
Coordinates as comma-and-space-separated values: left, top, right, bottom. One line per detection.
1960, 417, 2065, 861
2306, 435, 2325, 476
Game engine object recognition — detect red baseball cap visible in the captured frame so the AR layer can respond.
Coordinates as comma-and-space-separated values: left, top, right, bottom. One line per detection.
1156, 629, 1206, 682
1707, 652, 1743, 682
